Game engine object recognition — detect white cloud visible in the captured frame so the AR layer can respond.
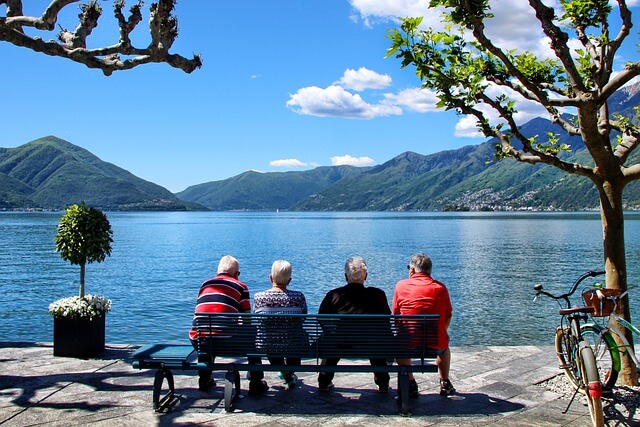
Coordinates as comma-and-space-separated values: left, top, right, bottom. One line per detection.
337, 67, 392, 91
331, 154, 375, 166
269, 158, 308, 168
286, 85, 402, 119
383, 87, 440, 113
350, 1, 553, 58
349, 0, 433, 27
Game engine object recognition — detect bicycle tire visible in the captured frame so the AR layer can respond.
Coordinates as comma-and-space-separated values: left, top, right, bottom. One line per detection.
555, 327, 581, 390
579, 343, 605, 427
581, 324, 620, 389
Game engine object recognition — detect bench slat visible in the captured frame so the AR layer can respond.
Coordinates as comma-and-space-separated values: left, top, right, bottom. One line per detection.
131, 313, 441, 416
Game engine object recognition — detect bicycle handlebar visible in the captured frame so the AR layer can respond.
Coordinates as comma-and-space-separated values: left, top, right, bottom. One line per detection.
533, 270, 605, 308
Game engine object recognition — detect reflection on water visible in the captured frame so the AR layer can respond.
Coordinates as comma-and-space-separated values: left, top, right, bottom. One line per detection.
1, 211, 639, 346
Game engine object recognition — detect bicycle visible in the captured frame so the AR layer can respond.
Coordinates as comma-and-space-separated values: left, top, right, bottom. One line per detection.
581, 282, 639, 390
534, 270, 605, 427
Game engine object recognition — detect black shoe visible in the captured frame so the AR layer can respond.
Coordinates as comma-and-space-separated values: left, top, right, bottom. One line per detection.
248, 379, 269, 396
440, 379, 455, 396
318, 382, 334, 392
198, 376, 216, 391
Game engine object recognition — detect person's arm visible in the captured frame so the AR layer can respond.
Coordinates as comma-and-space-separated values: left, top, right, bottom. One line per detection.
376, 289, 391, 314
318, 292, 334, 314
391, 285, 400, 315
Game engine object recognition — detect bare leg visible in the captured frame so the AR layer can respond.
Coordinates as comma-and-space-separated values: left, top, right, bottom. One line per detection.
437, 348, 451, 380
396, 358, 414, 381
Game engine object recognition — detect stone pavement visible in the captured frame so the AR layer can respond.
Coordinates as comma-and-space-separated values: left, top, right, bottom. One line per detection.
0, 342, 637, 426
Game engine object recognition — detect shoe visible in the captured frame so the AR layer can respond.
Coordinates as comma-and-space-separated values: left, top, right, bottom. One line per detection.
409, 379, 419, 399
248, 379, 269, 396
440, 379, 455, 396
318, 382, 334, 392
277, 372, 298, 388
198, 376, 216, 391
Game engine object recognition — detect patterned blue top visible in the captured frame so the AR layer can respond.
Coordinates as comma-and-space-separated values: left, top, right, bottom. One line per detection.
253, 289, 308, 314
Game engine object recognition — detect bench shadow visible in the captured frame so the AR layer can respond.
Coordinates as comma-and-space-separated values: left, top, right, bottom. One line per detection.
0, 344, 160, 414
157, 379, 526, 418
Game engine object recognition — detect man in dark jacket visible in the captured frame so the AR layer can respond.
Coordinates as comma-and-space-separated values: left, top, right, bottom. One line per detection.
317, 256, 391, 393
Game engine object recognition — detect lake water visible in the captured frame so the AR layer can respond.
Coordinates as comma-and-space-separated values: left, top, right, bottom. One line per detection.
2, 211, 640, 347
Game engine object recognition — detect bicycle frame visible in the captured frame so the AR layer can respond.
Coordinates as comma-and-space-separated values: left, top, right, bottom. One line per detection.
534, 270, 606, 426
587, 291, 640, 367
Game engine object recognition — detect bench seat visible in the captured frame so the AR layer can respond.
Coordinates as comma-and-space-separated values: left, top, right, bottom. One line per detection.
131, 313, 440, 416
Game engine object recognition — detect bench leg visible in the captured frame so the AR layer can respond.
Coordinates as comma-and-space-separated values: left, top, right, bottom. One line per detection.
398, 370, 410, 416
152, 367, 175, 412
223, 368, 241, 412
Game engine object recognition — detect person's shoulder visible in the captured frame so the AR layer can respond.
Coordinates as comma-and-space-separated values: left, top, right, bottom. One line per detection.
366, 286, 388, 296
325, 284, 346, 295
287, 289, 306, 297
431, 277, 448, 288
394, 277, 413, 287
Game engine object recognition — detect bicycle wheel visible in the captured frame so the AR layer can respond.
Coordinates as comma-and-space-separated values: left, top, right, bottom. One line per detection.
555, 327, 581, 390
581, 324, 620, 389
579, 343, 605, 427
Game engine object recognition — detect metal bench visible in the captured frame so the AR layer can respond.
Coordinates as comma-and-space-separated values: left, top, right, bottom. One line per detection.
131, 313, 440, 416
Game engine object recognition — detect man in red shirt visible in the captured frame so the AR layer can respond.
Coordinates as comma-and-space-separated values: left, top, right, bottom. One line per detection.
189, 255, 268, 395
392, 253, 454, 397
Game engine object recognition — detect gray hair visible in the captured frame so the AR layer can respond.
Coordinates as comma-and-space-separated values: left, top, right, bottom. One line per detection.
345, 256, 368, 283
410, 253, 432, 275
217, 255, 240, 275
271, 260, 292, 285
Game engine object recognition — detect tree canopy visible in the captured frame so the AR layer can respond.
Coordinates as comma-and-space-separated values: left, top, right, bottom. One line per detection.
387, 0, 639, 385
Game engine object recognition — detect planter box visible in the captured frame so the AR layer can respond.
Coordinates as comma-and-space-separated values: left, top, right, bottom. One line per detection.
53, 314, 105, 358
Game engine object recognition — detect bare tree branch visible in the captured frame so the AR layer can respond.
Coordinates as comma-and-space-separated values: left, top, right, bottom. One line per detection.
0, 0, 201, 75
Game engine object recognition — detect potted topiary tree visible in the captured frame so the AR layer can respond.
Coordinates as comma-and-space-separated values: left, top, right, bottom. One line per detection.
49, 202, 114, 357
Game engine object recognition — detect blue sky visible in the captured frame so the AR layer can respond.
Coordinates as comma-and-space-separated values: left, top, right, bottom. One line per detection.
2, 1, 639, 192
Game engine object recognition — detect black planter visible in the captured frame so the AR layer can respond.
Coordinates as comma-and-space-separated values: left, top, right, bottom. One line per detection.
53, 314, 106, 358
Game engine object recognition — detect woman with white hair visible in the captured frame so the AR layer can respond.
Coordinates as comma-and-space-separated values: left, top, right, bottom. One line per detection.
254, 260, 308, 388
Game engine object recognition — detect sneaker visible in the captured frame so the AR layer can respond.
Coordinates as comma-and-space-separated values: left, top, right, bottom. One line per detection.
318, 382, 334, 392
409, 379, 419, 399
198, 376, 216, 391
277, 372, 298, 388
248, 379, 269, 396
439, 379, 455, 396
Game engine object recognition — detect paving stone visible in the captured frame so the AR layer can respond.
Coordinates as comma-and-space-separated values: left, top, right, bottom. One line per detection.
0, 342, 637, 426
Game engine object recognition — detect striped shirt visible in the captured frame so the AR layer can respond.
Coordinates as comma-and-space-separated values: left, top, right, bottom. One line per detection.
189, 273, 251, 340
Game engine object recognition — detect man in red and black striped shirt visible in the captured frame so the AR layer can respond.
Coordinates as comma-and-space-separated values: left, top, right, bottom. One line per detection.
189, 255, 268, 395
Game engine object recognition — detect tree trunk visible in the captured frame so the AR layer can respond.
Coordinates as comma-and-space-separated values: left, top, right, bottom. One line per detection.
599, 180, 638, 386
79, 263, 85, 299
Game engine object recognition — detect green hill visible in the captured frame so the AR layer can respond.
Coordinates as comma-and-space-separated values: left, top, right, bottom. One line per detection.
3, 84, 640, 212
176, 166, 368, 211
0, 136, 199, 211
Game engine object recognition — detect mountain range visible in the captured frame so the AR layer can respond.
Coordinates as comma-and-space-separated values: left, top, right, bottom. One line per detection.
0, 136, 197, 211
2, 83, 640, 212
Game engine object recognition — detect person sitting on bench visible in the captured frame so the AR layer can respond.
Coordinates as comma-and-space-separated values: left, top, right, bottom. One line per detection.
317, 256, 391, 393
254, 260, 308, 388
188, 255, 268, 395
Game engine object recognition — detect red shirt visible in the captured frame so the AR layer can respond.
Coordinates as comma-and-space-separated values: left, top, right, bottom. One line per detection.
392, 273, 452, 350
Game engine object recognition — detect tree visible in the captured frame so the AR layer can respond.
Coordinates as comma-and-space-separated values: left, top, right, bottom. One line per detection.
387, 0, 639, 385
55, 202, 113, 299
0, 0, 201, 75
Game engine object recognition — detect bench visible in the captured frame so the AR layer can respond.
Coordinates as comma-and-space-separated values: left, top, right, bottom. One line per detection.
131, 313, 440, 416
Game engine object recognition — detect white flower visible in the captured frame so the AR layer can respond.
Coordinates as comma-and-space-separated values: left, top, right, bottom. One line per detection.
48, 295, 112, 319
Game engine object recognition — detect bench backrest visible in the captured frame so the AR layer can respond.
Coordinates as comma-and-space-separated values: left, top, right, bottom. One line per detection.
194, 313, 440, 361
